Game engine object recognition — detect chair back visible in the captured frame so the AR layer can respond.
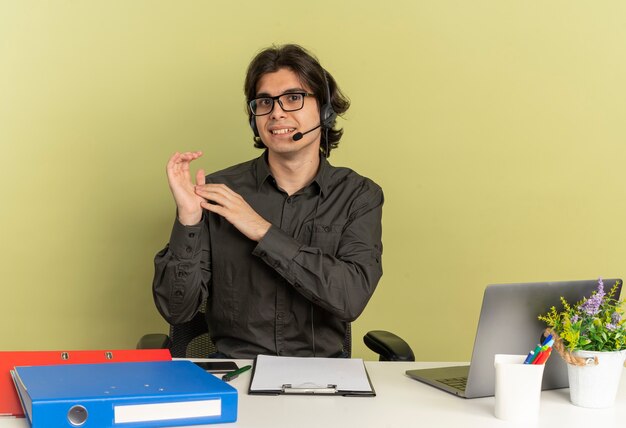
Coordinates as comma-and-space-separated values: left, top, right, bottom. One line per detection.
169, 301, 216, 358
169, 301, 352, 358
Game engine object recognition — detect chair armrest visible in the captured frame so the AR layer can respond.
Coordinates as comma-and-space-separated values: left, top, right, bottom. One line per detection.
136, 333, 171, 350
363, 330, 415, 361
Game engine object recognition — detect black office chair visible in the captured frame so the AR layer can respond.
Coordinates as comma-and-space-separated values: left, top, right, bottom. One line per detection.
137, 301, 415, 361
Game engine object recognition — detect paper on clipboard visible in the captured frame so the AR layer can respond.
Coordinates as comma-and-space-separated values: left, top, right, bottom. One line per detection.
249, 355, 375, 396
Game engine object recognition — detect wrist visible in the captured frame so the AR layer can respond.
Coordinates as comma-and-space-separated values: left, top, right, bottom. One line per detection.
177, 209, 203, 226
253, 222, 271, 242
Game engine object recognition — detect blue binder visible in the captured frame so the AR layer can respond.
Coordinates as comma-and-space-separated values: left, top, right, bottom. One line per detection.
11, 360, 237, 427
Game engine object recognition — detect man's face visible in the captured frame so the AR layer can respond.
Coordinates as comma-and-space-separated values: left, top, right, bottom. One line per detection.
253, 68, 321, 158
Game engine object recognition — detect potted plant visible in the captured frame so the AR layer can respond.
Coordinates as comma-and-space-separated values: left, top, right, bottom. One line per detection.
538, 278, 626, 408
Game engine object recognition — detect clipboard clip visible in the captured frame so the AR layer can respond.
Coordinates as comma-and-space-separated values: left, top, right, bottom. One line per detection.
281, 383, 338, 394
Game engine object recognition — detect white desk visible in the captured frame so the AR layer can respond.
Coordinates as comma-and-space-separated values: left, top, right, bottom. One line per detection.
2, 361, 625, 427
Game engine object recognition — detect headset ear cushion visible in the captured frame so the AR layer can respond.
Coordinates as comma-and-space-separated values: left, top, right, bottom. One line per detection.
249, 115, 259, 137
320, 104, 337, 129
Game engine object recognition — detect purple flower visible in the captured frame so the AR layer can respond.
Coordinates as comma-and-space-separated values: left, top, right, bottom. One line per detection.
571, 314, 579, 323
612, 312, 621, 324
580, 279, 605, 316
606, 323, 618, 331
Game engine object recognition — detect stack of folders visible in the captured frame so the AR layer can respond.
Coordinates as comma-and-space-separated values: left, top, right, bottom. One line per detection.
10, 360, 237, 427
0, 349, 172, 417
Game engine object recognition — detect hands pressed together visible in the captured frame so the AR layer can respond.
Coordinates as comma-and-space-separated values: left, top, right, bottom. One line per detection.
166, 151, 271, 242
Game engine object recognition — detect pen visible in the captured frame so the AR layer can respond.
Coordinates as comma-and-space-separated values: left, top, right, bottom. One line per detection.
532, 350, 546, 365
525, 345, 543, 364
544, 348, 553, 363
541, 334, 553, 347
523, 351, 535, 364
222, 365, 252, 382
533, 348, 552, 365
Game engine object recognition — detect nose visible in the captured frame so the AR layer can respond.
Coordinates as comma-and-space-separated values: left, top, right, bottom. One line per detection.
269, 100, 287, 120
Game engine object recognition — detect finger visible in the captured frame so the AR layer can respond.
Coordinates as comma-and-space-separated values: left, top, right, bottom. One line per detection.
213, 183, 238, 197
195, 188, 230, 207
185, 151, 203, 160
177, 153, 200, 168
197, 183, 240, 199
170, 151, 203, 165
166, 152, 181, 170
196, 169, 206, 186
168, 151, 203, 176
195, 185, 237, 205
201, 201, 227, 217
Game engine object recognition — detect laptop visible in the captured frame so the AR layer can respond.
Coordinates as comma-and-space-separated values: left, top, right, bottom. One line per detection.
406, 278, 622, 398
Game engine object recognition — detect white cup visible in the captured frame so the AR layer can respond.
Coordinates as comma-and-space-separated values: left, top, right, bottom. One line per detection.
494, 354, 545, 422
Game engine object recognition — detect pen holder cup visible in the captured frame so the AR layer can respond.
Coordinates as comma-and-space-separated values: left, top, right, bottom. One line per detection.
494, 354, 545, 422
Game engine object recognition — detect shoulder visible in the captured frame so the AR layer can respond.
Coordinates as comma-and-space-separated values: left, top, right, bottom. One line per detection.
205, 158, 257, 184
326, 164, 382, 194
324, 164, 384, 207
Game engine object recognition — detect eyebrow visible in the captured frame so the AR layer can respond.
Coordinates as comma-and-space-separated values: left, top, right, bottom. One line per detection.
255, 88, 306, 98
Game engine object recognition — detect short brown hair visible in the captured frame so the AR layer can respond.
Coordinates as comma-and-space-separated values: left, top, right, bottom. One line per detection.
244, 44, 350, 157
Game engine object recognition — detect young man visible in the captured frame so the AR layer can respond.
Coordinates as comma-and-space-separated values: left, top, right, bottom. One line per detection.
153, 44, 383, 358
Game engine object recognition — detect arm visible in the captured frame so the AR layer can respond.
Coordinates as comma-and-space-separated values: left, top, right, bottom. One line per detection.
152, 152, 212, 325
192, 178, 383, 322
152, 216, 211, 325
253, 184, 383, 321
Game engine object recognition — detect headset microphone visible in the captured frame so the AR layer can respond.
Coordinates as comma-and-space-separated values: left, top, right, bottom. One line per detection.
292, 124, 322, 141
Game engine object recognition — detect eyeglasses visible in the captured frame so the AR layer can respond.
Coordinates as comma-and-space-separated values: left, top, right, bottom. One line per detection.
249, 92, 315, 116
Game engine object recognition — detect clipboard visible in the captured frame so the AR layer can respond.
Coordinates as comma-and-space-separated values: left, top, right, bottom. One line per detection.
248, 354, 376, 397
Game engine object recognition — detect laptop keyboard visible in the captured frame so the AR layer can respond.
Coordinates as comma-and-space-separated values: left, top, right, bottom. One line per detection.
438, 376, 467, 390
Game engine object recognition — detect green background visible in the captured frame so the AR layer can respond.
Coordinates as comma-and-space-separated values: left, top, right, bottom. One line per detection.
1, 1, 625, 360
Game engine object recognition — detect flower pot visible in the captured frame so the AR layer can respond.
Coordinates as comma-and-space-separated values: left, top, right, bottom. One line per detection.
567, 349, 626, 408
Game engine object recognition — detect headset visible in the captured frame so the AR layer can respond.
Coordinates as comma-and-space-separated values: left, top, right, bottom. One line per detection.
319, 71, 338, 130
249, 71, 337, 156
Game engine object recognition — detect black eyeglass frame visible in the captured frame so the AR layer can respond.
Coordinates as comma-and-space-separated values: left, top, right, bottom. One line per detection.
248, 92, 315, 117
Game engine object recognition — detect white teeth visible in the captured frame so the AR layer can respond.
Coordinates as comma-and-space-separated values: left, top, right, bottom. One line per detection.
271, 128, 294, 135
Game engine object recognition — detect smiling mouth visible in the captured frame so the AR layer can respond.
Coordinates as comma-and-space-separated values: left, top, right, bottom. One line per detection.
271, 128, 295, 135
